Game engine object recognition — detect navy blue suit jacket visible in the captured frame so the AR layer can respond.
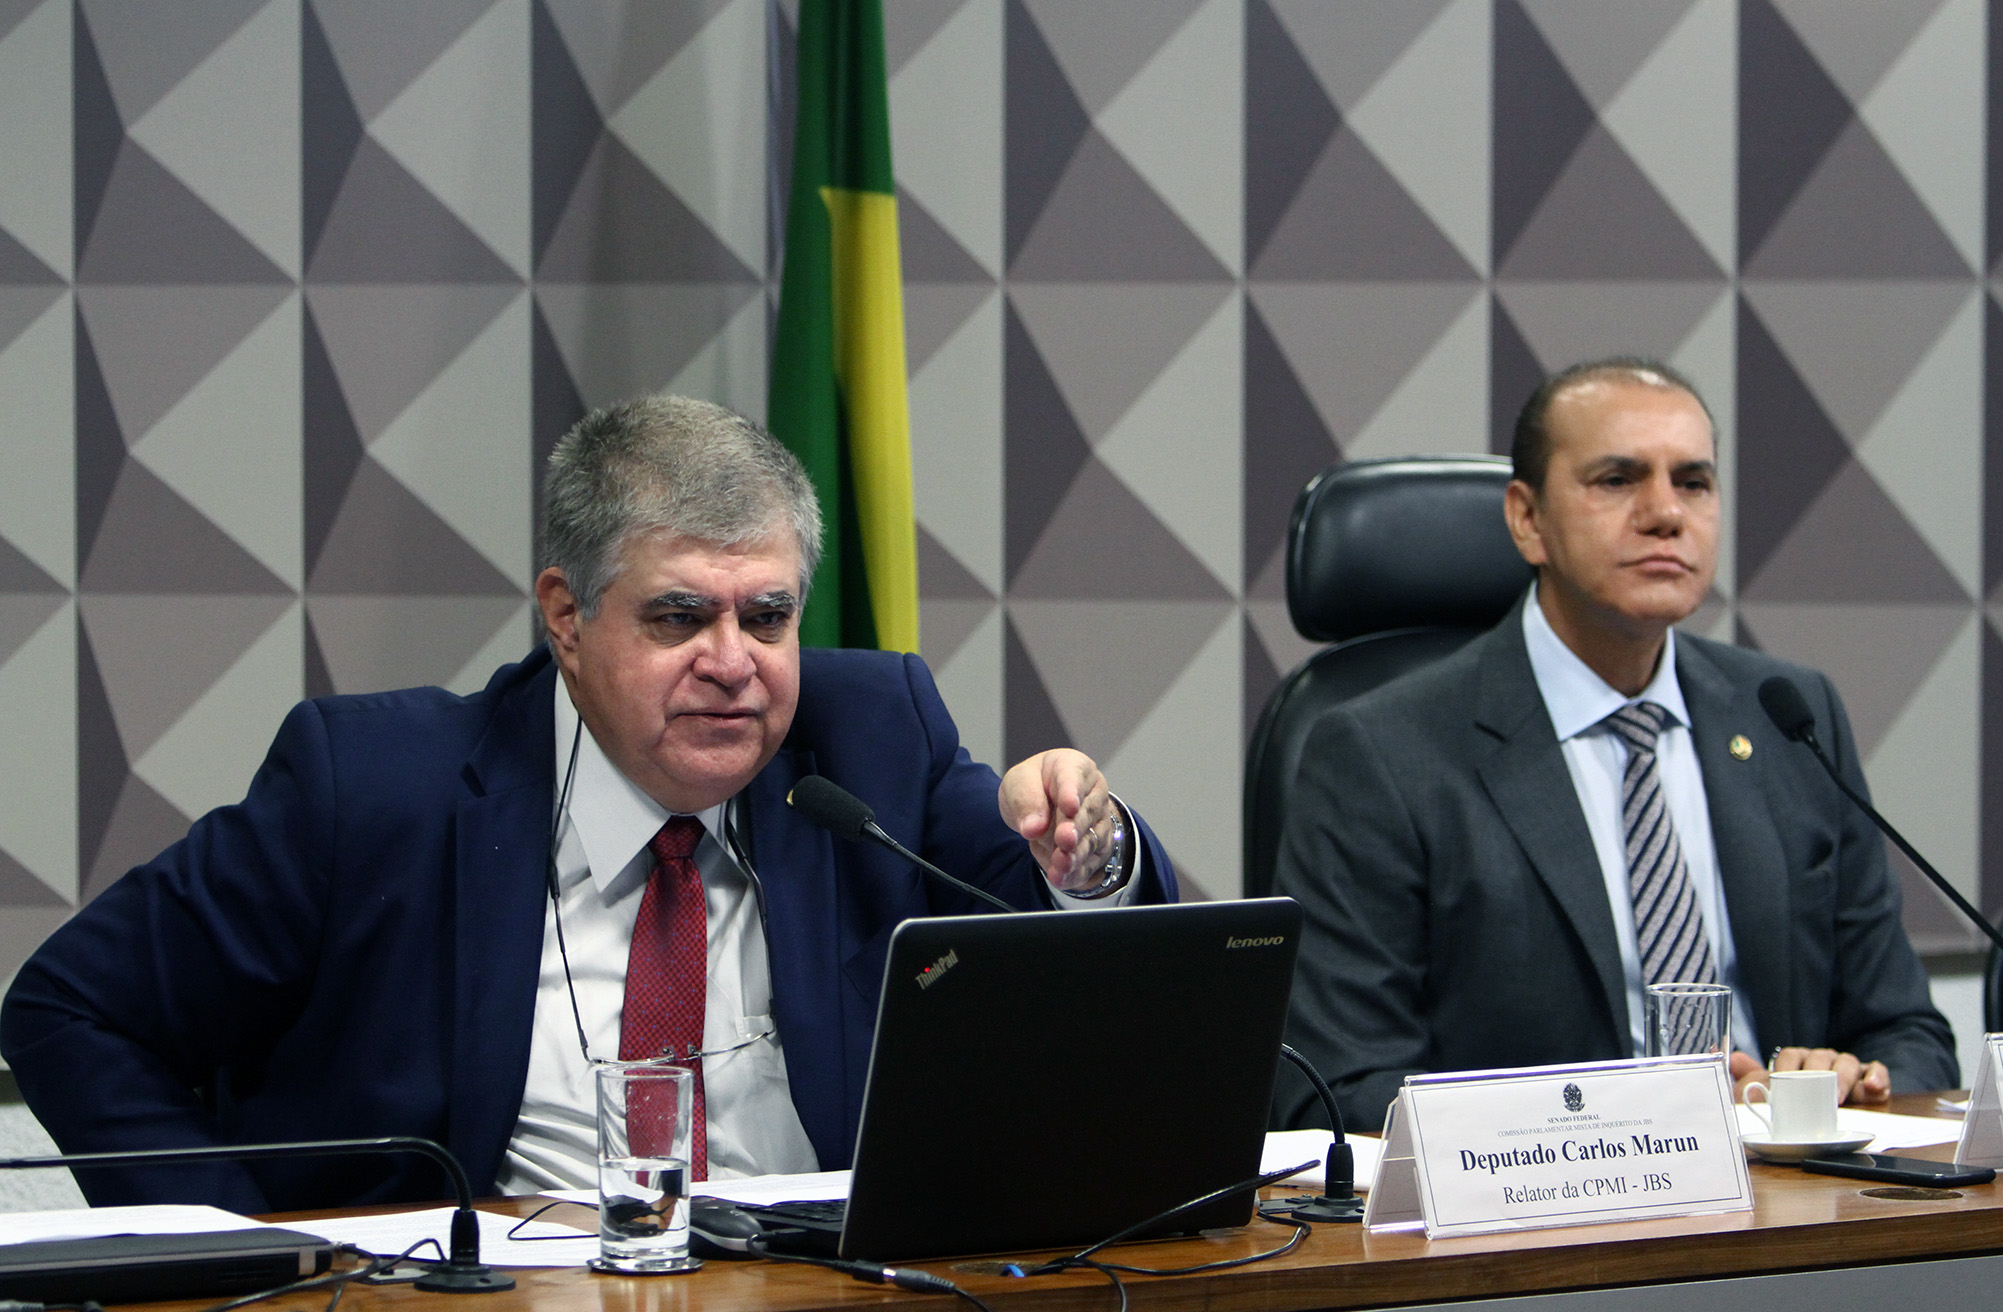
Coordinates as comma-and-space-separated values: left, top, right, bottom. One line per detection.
1, 647, 1175, 1211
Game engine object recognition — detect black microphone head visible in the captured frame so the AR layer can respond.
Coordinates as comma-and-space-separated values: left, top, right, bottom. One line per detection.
1758, 676, 1817, 743
787, 774, 875, 841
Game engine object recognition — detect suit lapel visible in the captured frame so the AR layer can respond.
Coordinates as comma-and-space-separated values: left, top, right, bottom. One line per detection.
1678, 641, 1791, 1048
740, 743, 861, 1170
448, 654, 557, 1188
1471, 617, 1632, 1047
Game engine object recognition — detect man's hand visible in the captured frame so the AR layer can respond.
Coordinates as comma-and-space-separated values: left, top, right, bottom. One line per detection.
1730, 1047, 1890, 1106
998, 749, 1117, 892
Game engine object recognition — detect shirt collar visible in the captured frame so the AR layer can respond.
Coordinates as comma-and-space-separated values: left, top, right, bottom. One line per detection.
1521, 582, 1690, 742
553, 676, 725, 897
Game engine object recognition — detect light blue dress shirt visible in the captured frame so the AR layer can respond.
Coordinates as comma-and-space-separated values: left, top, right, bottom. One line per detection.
1521, 588, 1760, 1059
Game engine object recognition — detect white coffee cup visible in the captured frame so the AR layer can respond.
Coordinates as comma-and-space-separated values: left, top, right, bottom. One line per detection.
1743, 1069, 1841, 1143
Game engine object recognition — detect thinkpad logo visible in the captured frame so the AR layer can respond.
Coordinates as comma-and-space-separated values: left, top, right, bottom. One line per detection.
1225, 935, 1285, 949
915, 949, 958, 989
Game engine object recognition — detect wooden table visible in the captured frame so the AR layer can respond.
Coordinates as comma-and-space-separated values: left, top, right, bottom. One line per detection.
149, 1095, 2003, 1312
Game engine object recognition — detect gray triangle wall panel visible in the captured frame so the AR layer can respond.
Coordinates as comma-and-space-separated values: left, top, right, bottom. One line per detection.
307, 459, 522, 596
71, 4, 128, 262
1493, 0, 1599, 265
310, 0, 494, 122
1008, 132, 1230, 282
309, 138, 518, 283
80, 142, 289, 284
535, 135, 758, 283
1253, 128, 1477, 281
302, 0, 366, 263
1738, 0, 1856, 264
1003, 297, 1093, 584
0, 226, 61, 285
1244, 0, 1339, 271
303, 305, 367, 578
1498, 127, 1723, 279
532, 0, 607, 264
1743, 120, 1972, 278
1003, 0, 1092, 267
78, 0, 264, 126
899, 187, 990, 284
82, 461, 293, 594
1242, 298, 1338, 583
1734, 295, 1854, 587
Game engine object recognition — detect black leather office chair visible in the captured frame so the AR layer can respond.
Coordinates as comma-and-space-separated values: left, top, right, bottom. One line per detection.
1242, 456, 1535, 898
1986, 943, 2001, 1034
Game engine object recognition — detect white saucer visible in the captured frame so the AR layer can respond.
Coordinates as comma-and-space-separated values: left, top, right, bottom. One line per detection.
1742, 1131, 1874, 1162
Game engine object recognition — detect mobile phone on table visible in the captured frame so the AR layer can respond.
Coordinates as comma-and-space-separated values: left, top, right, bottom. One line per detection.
1801, 1153, 1995, 1187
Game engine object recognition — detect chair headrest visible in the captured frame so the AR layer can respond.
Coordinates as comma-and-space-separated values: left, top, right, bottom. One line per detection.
1287, 456, 1535, 643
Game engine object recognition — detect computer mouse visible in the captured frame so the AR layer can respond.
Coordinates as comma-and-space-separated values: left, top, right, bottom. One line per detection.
689, 1197, 767, 1260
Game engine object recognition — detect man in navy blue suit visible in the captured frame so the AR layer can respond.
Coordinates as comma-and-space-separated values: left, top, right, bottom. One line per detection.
1, 395, 1175, 1212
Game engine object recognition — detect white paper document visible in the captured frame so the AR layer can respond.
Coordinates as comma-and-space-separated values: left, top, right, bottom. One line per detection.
293, 1206, 596, 1268
1260, 1129, 1382, 1190
542, 1138, 1362, 1221
0, 1204, 283, 1246
1733, 1104, 1958, 1152
543, 1167, 854, 1212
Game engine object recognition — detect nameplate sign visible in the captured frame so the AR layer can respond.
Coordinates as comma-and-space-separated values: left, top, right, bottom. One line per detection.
1955, 1034, 2003, 1168
1362, 1056, 1751, 1238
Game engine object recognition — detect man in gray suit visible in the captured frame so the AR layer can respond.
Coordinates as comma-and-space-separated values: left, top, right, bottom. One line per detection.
1274, 358, 1956, 1133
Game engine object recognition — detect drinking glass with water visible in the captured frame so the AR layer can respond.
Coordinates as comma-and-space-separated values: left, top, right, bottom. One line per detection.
591, 1060, 701, 1274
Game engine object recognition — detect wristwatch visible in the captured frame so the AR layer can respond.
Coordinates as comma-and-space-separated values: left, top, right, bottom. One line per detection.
1069, 799, 1132, 899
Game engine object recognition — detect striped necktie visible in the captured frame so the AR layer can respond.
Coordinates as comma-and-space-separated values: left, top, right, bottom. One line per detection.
1604, 702, 1717, 987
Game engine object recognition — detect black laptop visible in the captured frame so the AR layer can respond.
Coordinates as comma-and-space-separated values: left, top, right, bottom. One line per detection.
0, 1228, 334, 1302
752, 897, 1302, 1260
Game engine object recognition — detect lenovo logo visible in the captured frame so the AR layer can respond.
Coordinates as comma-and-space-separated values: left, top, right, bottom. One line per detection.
1226, 935, 1286, 949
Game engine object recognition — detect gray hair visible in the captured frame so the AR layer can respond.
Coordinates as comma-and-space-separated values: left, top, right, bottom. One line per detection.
539, 395, 824, 617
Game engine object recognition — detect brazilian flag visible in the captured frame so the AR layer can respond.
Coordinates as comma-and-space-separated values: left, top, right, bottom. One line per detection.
768, 0, 918, 652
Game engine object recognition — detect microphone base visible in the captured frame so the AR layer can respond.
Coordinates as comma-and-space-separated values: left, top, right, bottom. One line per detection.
413, 1263, 517, 1293
1284, 1193, 1366, 1223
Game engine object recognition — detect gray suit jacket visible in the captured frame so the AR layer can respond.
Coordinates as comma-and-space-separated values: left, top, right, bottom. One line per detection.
1273, 601, 1956, 1132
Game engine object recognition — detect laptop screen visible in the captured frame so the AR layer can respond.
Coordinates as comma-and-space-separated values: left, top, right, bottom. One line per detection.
840, 898, 1303, 1260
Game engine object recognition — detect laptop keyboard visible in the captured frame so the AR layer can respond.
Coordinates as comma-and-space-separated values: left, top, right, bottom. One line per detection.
744, 1199, 847, 1256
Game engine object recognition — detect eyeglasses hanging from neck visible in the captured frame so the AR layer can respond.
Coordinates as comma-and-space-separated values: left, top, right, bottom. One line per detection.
543, 716, 776, 1067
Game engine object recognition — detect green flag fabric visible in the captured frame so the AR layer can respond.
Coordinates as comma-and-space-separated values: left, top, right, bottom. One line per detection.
768, 0, 918, 652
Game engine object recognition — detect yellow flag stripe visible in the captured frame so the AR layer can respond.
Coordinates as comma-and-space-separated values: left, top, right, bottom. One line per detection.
822, 185, 918, 654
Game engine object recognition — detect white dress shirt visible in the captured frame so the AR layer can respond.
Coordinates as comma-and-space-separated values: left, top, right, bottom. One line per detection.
1521, 590, 1761, 1059
495, 681, 819, 1191
497, 675, 1139, 1191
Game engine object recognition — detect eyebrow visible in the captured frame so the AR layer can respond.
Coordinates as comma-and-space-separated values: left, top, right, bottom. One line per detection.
642, 589, 800, 612
1581, 455, 1716, 479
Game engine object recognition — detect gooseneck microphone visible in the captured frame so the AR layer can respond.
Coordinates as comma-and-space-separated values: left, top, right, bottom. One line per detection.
1275, 1044, 1364, 1222
786, 775, 1019, 914
1758, 675, 2003, 954
0, 1136, 514, 1293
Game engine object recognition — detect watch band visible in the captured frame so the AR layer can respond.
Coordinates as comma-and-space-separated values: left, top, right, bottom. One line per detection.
1068, 799, 1131, 899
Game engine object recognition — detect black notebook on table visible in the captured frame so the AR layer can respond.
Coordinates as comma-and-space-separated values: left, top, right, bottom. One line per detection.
750, 897, 1302, 1261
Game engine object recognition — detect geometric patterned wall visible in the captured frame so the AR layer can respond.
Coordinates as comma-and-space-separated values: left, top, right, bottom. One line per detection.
0, 1, 1995, 998
1238, 0, 1987, 952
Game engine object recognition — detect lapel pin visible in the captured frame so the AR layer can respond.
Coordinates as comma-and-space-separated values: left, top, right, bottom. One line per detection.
1728, 734, 1752, 761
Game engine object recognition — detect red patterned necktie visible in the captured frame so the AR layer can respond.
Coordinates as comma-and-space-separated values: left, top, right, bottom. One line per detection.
621, 815, 709, 1180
